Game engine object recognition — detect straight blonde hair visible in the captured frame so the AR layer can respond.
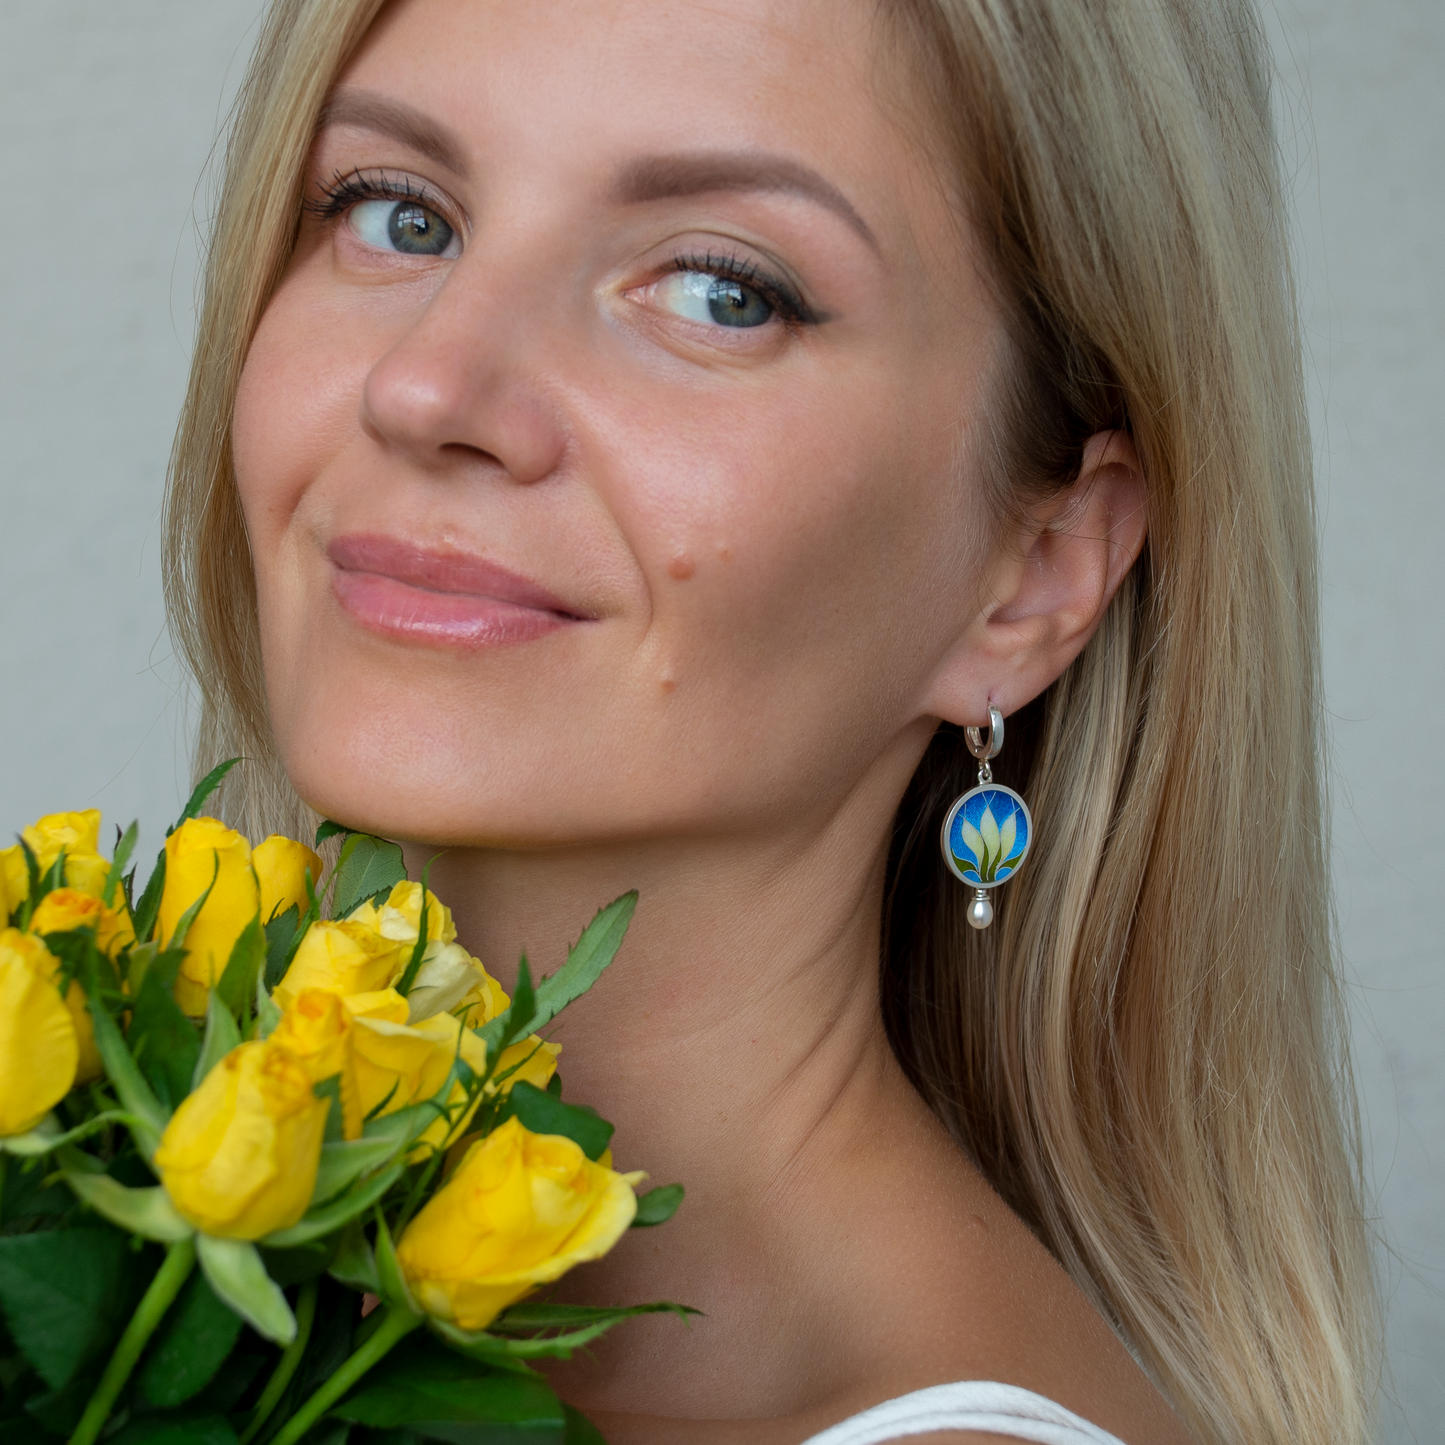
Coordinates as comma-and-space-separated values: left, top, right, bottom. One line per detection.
164, 2, 1379, 1442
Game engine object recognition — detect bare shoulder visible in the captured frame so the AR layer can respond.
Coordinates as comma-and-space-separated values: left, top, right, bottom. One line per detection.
804, 1087, 1193, 1445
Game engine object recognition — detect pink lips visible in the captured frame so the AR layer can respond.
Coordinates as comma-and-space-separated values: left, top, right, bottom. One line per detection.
328, 534, 589, 647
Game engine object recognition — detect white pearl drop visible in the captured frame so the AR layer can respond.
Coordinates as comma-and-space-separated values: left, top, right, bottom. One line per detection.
966, 894, 994, 930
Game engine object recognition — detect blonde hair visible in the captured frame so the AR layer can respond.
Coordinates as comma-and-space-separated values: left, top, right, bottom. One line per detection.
165, 2, 1379, 1442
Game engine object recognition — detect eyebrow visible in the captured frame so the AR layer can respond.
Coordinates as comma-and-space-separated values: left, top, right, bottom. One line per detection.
614, 152, 878, 251
315, 97, 876, 253
317, 90, 468, 176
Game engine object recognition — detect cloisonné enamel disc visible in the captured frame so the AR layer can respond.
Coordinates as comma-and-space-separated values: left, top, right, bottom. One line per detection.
940, 783, 1033, 889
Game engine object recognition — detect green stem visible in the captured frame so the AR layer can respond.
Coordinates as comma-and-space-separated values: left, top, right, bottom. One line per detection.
268, 1305, 423, 1445
67, 1235, 197, 1445
239, 1277, 319, 1445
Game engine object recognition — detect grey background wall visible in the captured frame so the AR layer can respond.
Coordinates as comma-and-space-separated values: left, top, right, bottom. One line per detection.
0, 2, 1439, 1438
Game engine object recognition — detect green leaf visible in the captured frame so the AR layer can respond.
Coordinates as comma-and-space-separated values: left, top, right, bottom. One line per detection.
332, 835, 407, 920
501, 1082, 613, 1162
62, 1173, 193, 1243
131, 850, 167, 945
371, 1209, 420, 1317
312, 1136, 406, 1206
395, 858, 437, 999
108, 1410, 240, 1445
256, 972, 284, 1039
314, 819, 352, 848
217, 914, 266, 1017
331, 1339, 566, 1432
260, 1162, 406, 1249
103, 821, 139, 908
563, 1405, 609, 1445
0, 1110, 136, 1157
449, 1301, 701, 1360
479, 959, 538, 1065
136, 1269, 245, 1407
328, 1219, 380, 1294
258, 1239, 334, 1286
126, 948, 202, 1112
0, 1226, 151, 1389
176, 758, 243, 830
478, 895, 635, 1054
87, 988, 168, 1159
195, 1235, 296, 1346
264, 904, 302, 990
194, 989, 243, 1092
630, 1183, 684, 1228
313, 1073, 346, 1145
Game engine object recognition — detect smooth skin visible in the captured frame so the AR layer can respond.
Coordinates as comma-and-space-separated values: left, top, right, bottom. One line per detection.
233, 1, 1182, 1440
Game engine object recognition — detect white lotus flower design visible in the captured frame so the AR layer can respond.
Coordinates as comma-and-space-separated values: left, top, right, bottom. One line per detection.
953, 797, 1024, 884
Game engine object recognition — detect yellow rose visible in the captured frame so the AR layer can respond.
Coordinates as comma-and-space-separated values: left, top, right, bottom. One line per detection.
494, 1035, 562, 1095
406, 941, 506, 1025
0, 847, 23, 917
23, 809, 102, 859
269, 987, 351, 1083
154, 1039, 328, 1239
24, 890, 110, 1083
273, 920, 405, 1012
159, 817, 259, 1016
0, 929, 79, 1135
3, 810, 113, 907
253, 835, 323, 925
396, 1117, 642, 1331
28, 884, 133, 962
339, 989, 468, 1140
347, 880, 455, 947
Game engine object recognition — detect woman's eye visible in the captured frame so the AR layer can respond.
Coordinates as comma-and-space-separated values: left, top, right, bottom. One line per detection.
347, 198, 459, 258
655, 270, 776, 329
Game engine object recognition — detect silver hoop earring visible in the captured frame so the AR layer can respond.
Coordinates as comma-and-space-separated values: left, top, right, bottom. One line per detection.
939, 704, 1033, 930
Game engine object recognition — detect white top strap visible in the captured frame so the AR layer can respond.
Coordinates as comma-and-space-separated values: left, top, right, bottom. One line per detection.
799, 1381, 1128, 1445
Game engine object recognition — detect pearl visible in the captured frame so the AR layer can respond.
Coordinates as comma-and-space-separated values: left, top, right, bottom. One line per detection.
966, 893, 994, 930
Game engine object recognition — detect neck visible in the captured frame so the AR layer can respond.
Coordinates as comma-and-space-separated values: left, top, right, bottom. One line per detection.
418, 802, 898, 1197
407, 753, 952, 1417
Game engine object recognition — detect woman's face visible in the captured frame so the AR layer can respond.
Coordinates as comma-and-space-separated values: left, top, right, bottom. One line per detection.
234, 0, 1000, 848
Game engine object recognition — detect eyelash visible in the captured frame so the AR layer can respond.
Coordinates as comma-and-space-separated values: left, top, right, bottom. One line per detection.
306, 173, 814, 326
667, 250, 813, 327
305, 168, 453, 226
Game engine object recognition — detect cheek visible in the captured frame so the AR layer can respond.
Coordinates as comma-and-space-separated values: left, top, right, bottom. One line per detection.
232, 270, 371, 573
596, 353, 980, 698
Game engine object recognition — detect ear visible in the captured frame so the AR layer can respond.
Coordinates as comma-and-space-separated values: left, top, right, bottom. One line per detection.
922, 429, 1147, 728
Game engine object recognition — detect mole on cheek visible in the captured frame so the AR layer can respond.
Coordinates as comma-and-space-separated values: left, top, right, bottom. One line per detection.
667, 555, 696, 581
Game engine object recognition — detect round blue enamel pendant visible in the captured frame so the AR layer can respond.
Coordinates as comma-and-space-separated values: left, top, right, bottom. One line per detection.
940, 783, 1032, 890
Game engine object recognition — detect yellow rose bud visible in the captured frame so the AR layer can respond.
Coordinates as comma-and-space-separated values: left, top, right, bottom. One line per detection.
339, 989, 467, 1140
61, 849, 111, 899
396, 1117, 641, 1331
269, 988, 350, 1083
347, 880, 455, 947
23, 809, 102, 861
0, 846, 24, 916
406, 941, 503, 1024
253, 835, 323, 925
273, 920, 406, 1012
495, 1035, 562, 1095
4, 811, 111, 908
159, 818, 259, 1017
0, 929, 79, 1134
154, 1039, 328, 1239
28, 884, 133, 963
26, 890, 115, 1084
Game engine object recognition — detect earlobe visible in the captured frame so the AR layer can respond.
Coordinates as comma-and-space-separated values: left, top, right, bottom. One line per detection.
924, 428, 1147, 728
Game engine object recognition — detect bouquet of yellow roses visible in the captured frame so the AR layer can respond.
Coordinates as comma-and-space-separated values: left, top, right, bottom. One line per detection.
0, 761, 687, 1445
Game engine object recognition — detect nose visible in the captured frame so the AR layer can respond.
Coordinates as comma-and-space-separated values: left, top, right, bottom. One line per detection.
359, 252, 569, 485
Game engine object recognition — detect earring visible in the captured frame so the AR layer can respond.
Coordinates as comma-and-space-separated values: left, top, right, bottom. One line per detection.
940, 704, 1033, 930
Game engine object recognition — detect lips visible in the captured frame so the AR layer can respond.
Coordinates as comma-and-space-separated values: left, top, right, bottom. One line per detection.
328, 534, 590, 647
